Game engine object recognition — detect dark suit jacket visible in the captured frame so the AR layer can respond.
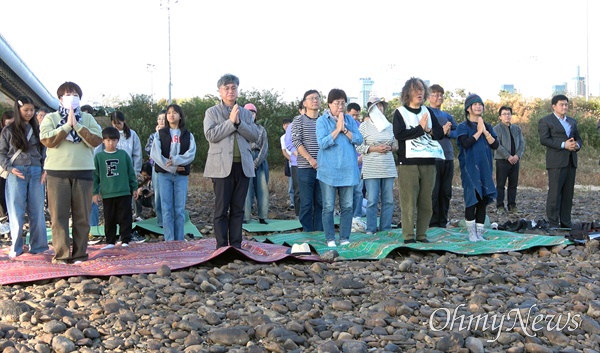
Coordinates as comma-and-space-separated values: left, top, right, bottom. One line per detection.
538, 113, 583, 169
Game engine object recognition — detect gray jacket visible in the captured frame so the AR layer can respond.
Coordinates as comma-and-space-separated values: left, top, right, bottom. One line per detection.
493, 123, 525, 160
0, 124, 45, 170
203, 102, 260, 178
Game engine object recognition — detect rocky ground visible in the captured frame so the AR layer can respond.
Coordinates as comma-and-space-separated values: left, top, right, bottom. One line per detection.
1, 174, 600, 353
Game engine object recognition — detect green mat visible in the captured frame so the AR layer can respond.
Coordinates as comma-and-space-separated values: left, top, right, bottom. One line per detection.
252, 227, 573, 260
242, 217, 344, 233
35, 211, 201, 242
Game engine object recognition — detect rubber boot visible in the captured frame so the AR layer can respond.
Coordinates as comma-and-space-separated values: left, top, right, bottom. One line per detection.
466, 220, 478, 242
476, 223, 486, 241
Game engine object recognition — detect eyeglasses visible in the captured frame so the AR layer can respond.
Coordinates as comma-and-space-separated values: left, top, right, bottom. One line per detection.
500, 113, 512, 116
305, 96, 320, 102
220, 85, 238, 92
331, 100, 346, 107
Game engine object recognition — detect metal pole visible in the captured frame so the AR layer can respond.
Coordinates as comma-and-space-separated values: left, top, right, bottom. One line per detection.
168, 0, 172, 104
586, 0, 589, 101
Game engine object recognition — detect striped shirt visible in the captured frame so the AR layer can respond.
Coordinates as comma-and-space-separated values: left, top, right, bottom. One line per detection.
292, 114, 319, 169
356, 119, 398, 179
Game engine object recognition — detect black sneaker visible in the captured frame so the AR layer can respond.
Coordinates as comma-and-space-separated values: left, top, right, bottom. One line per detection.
404, 239, 417, 244
130, 232, 147, 243
417, 239, 430, 243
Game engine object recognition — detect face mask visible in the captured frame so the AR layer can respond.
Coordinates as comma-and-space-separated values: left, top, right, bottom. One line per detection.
62, 95, 80, 109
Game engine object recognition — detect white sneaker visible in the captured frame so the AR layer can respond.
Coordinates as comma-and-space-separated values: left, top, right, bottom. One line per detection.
327, 240, 337, 247
8, 251, 17, 259
340, 239, 350, 245
101, 244, 115, 250
0, 222, 10, 235
121, 243, 129, 247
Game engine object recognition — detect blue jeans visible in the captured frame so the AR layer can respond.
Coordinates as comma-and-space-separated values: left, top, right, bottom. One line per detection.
288, 176, 294, 206
353, 178, 364, 217
152, 167, 162, 226
297, 168, 323, 232
364, 177, 395, 233
90, 201, 99, 226
7, 166, 48, 256
157, 172, 188, 241
320, 182, 353, 242
244, 160, 269, 221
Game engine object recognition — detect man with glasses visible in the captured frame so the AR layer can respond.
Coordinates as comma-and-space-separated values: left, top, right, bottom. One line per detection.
493, 106, 525, 214
428, 84, 457, 228
204, 74, 260, 250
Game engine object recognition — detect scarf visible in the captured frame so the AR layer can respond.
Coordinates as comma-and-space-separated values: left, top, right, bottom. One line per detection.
57, 106, 82, 143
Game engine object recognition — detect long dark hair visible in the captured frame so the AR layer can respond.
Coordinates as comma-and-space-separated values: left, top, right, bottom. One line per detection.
166, 104, 186, 130
110, 111, 131, 139
13, 95, 40, 152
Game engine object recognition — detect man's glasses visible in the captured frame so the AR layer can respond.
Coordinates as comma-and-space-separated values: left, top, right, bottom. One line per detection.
305, 96, 320, 102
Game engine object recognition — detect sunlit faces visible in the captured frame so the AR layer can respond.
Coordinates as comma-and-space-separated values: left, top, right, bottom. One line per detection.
303, 94, 321, 110
552, 100, 569, 117
499, 110, 512, 126
218, 84, 238, 104
36, 111, 47, 124
409, 83, 425, 107
468, 102, 485, 117
19, 103, 36, 122
157, 113, 166, 128
428, 92, 444, 108
347, 108, 361, 120
166, 107, 181, 128
103, 138, 119, 153
329, 99, 346, 116
111, 119, 125, 131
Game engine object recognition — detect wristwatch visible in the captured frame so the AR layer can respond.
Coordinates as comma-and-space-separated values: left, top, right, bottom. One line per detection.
343, 128, 348, 134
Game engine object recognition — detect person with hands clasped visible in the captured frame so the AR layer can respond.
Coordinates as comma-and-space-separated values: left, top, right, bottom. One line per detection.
204, 74, 260, 250
316, 89, 363, 247
292, 90, 323, 232
393, 78, 445, 244
0, 95, 49, 259
151, 104, 196, 242
40, 81, 103, 264
457, 94, 499, 242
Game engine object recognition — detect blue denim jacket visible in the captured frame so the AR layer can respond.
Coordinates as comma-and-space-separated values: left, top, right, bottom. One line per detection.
316, 111, 363, 186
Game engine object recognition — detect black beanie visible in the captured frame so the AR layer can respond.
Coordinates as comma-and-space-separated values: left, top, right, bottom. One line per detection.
464, 94, 483, 112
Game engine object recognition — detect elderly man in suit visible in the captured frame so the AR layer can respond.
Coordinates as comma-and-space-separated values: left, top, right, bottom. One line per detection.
538, 94, 583, 229
204, 74, 261, 249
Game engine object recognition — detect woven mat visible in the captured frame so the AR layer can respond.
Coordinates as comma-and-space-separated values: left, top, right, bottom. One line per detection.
252, 227, 574, 260
0, 239, 321, 285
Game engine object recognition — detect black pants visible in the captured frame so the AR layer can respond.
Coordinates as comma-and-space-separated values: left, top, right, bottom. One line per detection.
291, 166, 300, 217
104, 195, 133, 245
213, 163, 249, 249
546, 160, 576, 228
0, 177, 7, 219
430, 159, 454, 227
465, 193, 487, 224
496, 159, 520, 208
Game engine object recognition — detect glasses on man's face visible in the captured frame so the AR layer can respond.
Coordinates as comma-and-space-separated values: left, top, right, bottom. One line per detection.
221, 85, 238, 92
501, 113, 512, 116
305, 96, 320, 102
331, 100, 346, 107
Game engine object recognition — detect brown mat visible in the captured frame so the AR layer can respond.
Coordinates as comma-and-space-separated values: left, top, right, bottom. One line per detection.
0, 239, 322, 285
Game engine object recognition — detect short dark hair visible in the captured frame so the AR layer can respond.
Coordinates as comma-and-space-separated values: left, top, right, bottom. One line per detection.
38, 106, 50, 114
430, 84, 444, 94
102, 126, 120, 140
57, 82, 83, 99
347, 102, 361, 112
551, 94, 568, 106
141, 161, 153, 175
81, 105, 94, 114
498, 106, 512, 116
283, 118, 292, 125
327, 88, 347, 104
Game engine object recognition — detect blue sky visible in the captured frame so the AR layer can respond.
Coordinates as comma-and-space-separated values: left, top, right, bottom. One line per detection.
1, 0, 598, 106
